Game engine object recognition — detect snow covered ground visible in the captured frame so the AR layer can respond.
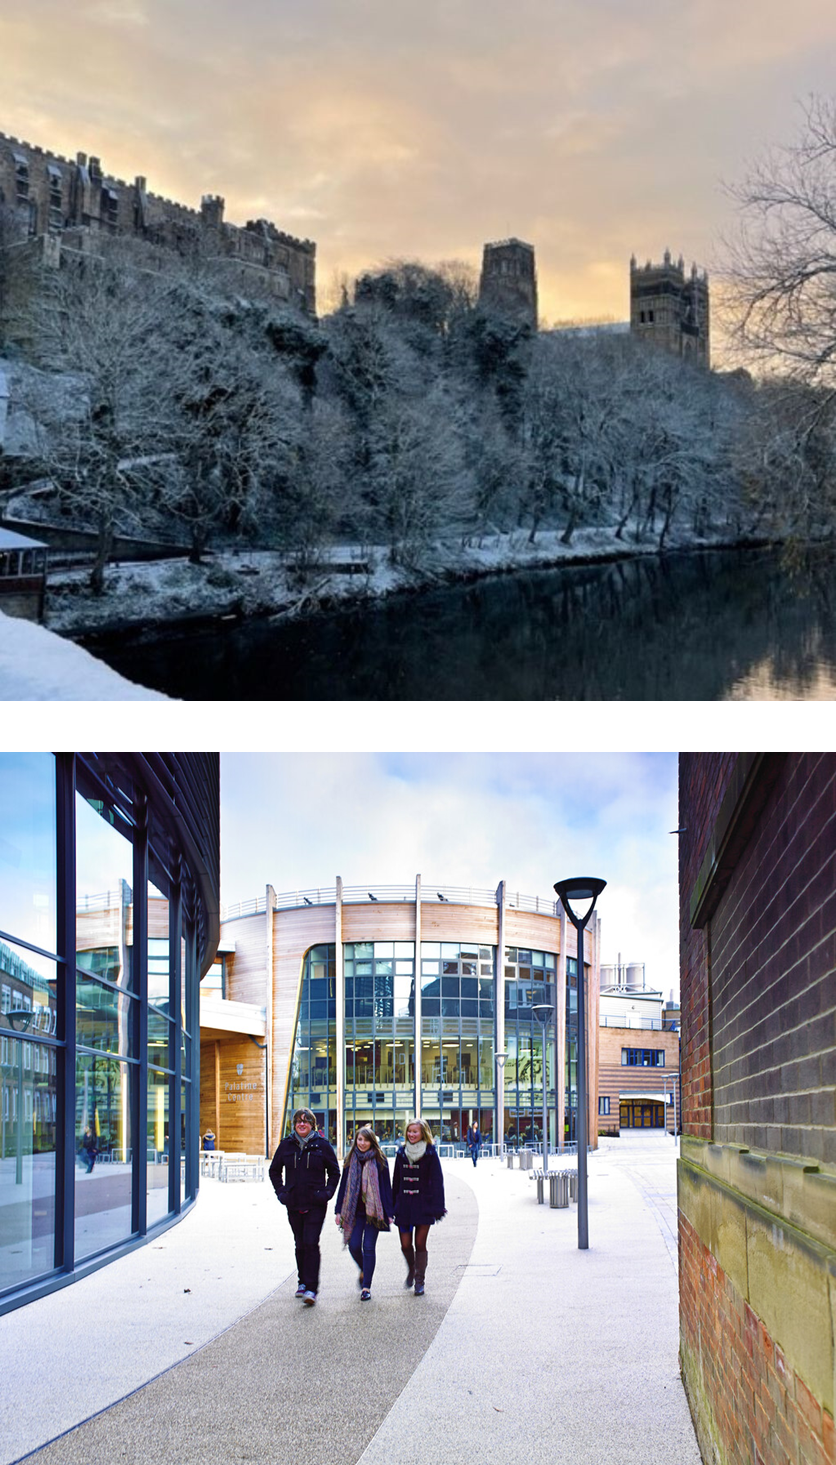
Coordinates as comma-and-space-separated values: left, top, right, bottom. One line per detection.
0, 611, 169, 699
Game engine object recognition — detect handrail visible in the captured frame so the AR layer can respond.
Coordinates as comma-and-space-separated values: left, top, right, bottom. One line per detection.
222, 883, 561, 919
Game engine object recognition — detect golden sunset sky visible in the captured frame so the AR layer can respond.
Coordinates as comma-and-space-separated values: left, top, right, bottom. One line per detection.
2, 0, 834, 332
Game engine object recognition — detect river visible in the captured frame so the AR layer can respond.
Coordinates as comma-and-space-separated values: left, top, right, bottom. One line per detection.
81, 545, 836, 700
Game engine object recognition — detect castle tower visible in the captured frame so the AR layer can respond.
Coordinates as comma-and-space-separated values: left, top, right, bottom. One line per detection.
479, 238, 538, 330
630, 250, 709, 367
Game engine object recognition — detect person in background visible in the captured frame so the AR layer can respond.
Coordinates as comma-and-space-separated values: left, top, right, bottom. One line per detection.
392, 1118, 446, 1296
466, 1119, 481, 1167
334, 1126, 394, 1301
269, 1108, 339, 1306
81, 1126, 97, 1173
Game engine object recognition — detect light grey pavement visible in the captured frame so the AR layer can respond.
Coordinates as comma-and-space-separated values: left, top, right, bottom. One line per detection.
1, 1132, 700, 1465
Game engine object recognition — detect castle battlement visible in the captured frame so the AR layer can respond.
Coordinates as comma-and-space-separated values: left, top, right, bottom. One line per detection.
0, 127, 317, 314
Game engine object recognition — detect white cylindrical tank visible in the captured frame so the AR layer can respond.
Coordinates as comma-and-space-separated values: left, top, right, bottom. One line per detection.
600, 964, 618, 988
625, 963, 644, 990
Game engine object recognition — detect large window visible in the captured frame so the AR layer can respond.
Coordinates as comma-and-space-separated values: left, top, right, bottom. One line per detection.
503, 947, 555, 1150
622, 1048, 665, 1067
0, 753, 218, 1315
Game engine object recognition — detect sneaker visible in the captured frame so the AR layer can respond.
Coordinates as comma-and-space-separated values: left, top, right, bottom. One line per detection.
414, 1281, 425, 1296
360, 1288, 371, 1301
302, 1290, 317, 1306
295, 1284, 306, 1297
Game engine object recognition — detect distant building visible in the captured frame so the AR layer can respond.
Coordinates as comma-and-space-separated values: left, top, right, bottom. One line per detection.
630, 250, 709, 366
0, 527, 47, 621
0, 131, 316, 314
597, 958, 680, 1137
479, 239, 538, 330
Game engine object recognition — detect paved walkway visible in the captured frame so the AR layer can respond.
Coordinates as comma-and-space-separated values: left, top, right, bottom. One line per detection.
1, 1133, 701, 1465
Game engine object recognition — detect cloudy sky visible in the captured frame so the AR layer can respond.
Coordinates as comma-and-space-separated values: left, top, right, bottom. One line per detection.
220, 751, 681, 996
3, 0, 834, 334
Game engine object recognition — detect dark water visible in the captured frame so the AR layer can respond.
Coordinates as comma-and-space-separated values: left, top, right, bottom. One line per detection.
83, 546, 836, 700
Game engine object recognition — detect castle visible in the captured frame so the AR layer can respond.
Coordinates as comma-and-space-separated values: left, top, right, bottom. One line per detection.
0, 132, 316, 314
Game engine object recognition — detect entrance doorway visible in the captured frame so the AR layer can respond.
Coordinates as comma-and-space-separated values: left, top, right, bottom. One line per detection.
620, 1099, 665, 1129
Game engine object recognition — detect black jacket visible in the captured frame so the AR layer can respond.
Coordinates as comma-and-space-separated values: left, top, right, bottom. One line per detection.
269, 1132, 339, 1211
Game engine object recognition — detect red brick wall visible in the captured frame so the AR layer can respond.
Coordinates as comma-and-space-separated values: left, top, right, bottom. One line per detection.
709, 754, 836, 1160
678, 752, 738, 1139
679, 1211, 835, 1465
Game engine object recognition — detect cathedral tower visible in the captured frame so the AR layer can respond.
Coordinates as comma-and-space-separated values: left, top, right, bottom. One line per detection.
630, 250, 709, 366
479, 238, 538, 330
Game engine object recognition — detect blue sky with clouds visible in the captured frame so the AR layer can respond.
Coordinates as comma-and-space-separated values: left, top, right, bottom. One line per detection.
220, 751, 680, 996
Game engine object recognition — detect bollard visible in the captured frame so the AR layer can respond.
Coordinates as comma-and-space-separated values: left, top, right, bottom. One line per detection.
535, 1172, 544, 1204
506, 1153, 515, 1169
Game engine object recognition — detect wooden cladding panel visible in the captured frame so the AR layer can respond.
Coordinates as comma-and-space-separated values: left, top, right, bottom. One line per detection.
421, 905, 500, 945
342, 904, 416, 942
504, 909, 562, 954
225, 913, 271, 1007
199, 1037, 266, 1153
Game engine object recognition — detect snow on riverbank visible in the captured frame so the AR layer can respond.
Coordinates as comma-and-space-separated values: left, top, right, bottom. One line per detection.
44, 524, 738, 640
0, 611, 169, 699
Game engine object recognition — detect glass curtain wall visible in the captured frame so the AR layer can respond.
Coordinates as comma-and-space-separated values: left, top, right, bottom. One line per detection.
565, 956, 578, 1144
0, 753, 208, 1315
420, 942, 494, 1143
287, 940, 496, 1148
502, 948, 556, 1150
287, 945, 337, 1144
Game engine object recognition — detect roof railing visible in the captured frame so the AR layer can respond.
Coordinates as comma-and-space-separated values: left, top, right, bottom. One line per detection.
222, 884, 561, 919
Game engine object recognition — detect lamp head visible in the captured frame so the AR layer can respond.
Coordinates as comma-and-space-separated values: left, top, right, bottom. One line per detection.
531, 1003, 553, 1025
495, 1051, 508, 1070
553, 877, 606, 929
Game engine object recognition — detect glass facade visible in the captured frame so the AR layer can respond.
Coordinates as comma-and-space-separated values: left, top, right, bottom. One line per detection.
0, 753, 219, 1315
286, 934, 575, 1151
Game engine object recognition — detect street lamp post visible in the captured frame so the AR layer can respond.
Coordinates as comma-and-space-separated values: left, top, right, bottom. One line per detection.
531, 1005, 552, 1173
553, 877, 606, 1251
495, 1051, 507, 1159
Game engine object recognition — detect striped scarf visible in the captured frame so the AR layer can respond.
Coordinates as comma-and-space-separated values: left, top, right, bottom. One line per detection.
340, 1150, 386, 1239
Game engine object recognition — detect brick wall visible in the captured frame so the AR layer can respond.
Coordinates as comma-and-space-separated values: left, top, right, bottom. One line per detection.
679, 1211, 834, 1465
678, 752, 836, 1465
678, 752, 737, 1139
710, 754, 836, 1160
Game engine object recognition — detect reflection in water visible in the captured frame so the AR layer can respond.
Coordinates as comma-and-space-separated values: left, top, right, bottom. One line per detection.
84, 547, 836, 701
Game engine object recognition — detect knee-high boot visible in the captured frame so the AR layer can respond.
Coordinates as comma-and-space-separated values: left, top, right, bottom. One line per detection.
401, 1240, 415, 1288
414, 1246, 428, 1295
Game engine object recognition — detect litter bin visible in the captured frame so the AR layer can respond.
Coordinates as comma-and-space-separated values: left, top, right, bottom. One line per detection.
549, 1171, 569, 1208
519, 1150, 534, 1171
506, 1153, 515, 1170
568, 1171, 578, 1202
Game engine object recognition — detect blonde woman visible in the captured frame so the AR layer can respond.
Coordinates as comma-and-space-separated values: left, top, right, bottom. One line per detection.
392, 1118, 446, 1296
334, 1126, 394, 1301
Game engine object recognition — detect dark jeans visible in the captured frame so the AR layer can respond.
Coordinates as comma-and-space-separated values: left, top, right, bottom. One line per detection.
287, 1205, 327, 1293
348, 1214, 381, 1287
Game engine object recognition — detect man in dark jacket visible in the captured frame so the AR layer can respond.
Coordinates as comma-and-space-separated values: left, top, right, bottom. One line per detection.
269, 1108, 339, 1305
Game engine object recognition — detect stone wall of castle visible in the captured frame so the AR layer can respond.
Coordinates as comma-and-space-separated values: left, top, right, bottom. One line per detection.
0, 132, 315, 314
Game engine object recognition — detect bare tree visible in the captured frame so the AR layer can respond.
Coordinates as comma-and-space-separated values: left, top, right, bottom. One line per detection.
723, 96, 836, 386
27, 239, 179, 591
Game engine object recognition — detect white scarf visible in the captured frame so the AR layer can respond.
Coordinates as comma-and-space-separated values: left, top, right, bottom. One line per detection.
404, 1139, 427, 1162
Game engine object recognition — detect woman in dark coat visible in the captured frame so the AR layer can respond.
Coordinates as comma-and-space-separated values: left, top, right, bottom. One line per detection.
335, 1126, 394, 1301
392, 1117, 446, 1296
